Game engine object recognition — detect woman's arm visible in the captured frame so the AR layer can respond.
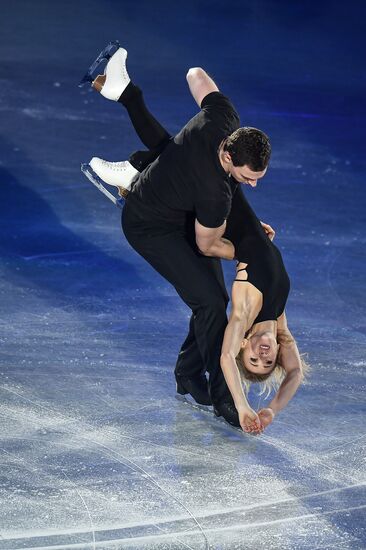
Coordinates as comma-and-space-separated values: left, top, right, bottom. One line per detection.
220, 271, 263, 431
262, 312, 304, 419
268, 348, 303, 415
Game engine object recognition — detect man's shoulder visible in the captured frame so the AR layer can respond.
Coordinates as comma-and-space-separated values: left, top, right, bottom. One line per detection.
201, 91, 236, 109
178, 92, 239, 143
201, 91, 240, 124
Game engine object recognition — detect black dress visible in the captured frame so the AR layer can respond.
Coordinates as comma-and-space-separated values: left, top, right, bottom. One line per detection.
224, 183, 290, 324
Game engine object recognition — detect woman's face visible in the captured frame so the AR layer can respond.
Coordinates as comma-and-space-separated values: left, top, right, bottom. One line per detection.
241, 333, 279, 375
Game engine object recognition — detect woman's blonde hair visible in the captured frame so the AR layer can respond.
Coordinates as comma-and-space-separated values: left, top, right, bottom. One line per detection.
235, 331, 310, 398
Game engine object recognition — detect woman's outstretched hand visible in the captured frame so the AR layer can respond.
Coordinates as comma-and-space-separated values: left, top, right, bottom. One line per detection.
257, 407, 275, 428
238, 406, 264, 434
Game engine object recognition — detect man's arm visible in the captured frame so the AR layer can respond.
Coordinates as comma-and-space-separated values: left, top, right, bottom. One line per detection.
194, 219, 225, 252
195, 219, 235, 260
186, 67, 219, 107
197, 221, 276, 260
204, 237, 236, 260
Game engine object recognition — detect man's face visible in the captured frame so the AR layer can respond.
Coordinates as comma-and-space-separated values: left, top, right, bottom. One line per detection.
229, 163, 267, 187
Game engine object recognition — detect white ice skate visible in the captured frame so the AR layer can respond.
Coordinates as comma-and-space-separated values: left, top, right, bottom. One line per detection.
81, 163, 124, 208
79, 40, 130, 101
90, 157, 138, 190
81, 158, 139, 209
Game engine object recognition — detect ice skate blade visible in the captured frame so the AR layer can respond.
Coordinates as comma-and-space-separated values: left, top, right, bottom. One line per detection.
175, 395, 244, 434
78, 40, 121, 87
176, 377, 212, 406
175, 394, 212, 412
81, 163, 124, 209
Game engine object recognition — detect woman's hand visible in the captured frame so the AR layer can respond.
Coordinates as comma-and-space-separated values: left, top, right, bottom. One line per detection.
260, 221, 275, 241
257, 407, 275, 428
238, 406, 264, 434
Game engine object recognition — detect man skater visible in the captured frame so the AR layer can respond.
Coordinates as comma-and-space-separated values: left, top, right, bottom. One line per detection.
80, 43, 271, 427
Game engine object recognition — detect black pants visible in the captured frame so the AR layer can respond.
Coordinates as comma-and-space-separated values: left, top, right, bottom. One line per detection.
120, 83, 231, 403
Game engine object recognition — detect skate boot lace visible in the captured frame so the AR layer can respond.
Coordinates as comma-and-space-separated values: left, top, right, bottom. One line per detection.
103, 50, 129, 83
100, 159, 130, 172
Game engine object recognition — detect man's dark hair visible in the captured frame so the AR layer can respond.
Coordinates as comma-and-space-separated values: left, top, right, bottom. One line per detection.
224, 127, 271, 171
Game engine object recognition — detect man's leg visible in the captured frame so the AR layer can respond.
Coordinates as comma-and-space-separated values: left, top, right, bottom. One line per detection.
122, 204, 232, 406
175, 314, 204, 378
92, 68, 232, 406
118, 84, 231, 394
174, 255, 228, 378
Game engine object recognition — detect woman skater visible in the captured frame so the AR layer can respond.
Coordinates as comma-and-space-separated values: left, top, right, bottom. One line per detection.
217, 187, 308, 434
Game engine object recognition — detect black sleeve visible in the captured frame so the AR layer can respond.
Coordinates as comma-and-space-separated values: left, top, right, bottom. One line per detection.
200, 92, 240, 127
195, 195, 232, 228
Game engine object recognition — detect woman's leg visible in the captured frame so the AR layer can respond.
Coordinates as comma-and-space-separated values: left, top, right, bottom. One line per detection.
128, 149, 163, 173
122, 204, 232, 406
88, 82, 172, 188
118, 82, 171, 149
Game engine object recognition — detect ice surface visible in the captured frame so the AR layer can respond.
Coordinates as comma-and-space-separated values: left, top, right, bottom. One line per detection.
0, 1, 365, 548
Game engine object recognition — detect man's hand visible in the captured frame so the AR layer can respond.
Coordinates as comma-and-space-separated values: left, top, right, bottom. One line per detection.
238, 406, 264, 434
257, 407, 275, 428
260, 221, 275, 241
